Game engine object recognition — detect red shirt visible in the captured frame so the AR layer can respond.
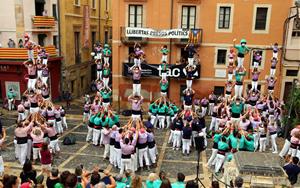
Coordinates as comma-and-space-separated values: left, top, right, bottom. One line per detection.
40, 149, 52, 165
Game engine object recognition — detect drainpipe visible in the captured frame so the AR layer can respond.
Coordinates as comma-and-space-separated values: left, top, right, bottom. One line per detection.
99, 0, 101, 42
57, 0, 61, 57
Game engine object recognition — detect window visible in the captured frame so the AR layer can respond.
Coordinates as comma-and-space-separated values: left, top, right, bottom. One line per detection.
74, 32, 80, 63
52, 4, 57, 20
214, 86, 224, 96
81, 76, 85, 89
53, 35, 58, 49
286, 70, 299, 77
105, 31, 108, 44
91, 32, 96, 48
71, 80, 75, 93
254, 7, 268, 30
251, 50, 263, 66
292, 18, 300, 37
128, 5, 143, 27
92, 0, 96, 9
74, 0, 80, 6
35, 0, 44, 16
218, 7, 231, 29
216, 49, 227, 65
38, 34, 47, 46
181, 6, 196, 29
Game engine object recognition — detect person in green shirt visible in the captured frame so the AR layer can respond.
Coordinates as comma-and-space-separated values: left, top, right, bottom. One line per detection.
159, 61, 169, 80
103, 44, 111, 65
230, 97, 245, 127
171, 173, 185, 188
234, 66, 246, 98
214, 136, 229, 173
7, 88, 16, 111
160, 45, 169, 63
233, 38, 250, 67
149, 101, 158, 128
86, 113, 96, 142
157, 102, 168, 129
160, 78, 169, 96
115, 174, 127, 188
207, 130, 222, 167
102, 63, 111, 88
100, 87, 112, 109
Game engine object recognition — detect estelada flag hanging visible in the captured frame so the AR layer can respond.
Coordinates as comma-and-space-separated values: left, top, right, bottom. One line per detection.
188, 29, 201, 44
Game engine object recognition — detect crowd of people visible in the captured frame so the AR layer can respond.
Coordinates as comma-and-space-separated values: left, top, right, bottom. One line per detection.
0, 34, 299, 187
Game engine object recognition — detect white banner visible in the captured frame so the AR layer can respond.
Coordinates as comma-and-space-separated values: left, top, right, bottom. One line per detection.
125, 27, 189, 39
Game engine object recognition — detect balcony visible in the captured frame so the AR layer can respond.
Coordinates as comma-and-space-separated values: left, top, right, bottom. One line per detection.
177, 0, 201, 2
0, 45, 57, 60
120, 27, 148, 45
32, 16, 56, 28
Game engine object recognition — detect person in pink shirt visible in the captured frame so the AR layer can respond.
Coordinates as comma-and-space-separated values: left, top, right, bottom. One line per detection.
40, 142, 52, 171
15, 121, 33, 165
17, 102, 26, 122
251, 68, 260, 91
23, 60, 37, 91
30, 127, 44, 164
102, 124, 111, 160
41, 122, 60, 155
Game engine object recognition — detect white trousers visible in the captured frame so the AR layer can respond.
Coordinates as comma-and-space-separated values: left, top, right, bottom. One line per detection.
161, 55, 168, 62
37, 70, 42, 78
252, 81, 258, 91
209, 117, 218, 131
273, 52, 278, 59
49, 139, 60, 153
207, 148, 218, 166
208, 103, 214, 116
41, 77, 48, 86
138, 147, 150, 167
103, 77, 109, 87
214, 154, 225, 173
173, 130, 181, 149
186, 80, 192, 89
279, 139, 291, 158
201, 107, 207, 117
166, 116, 171, 129
259, 137, 267, 152
0, 156, 4, 176
28, 50, 34, 61
109, 145, 115, 164
104, 57, 110, 65
228, 73, 233, 81
234, 85, 243, 98
157, 115, 165, 129
120, 158, 132, 175
133, 84, 141, 96
83, 112, 90, 122
188, 58, 194, 66
168, 130, 174, 144
17, 143, 28, 165
270, 133, 278, 153
27, 139, 32, 160
28, 78, 37, 90
86, 126, 93, 142
42, 58, 48, 65
131, 114, 141, 121
114, 148, 121, 168
18, 113, 25, 122
103, 144, 110, 158
134, 58, 141, 68
92, 129, 101, 145
270, 68, 276, 77
30, 107, 39, 114
237, 57, 244, 67
62, 117, 68, 129
253, 132, 259, 151
97, 70, 102, 80
33, 147, 41, 160
99, 129, 104, 145
148, 147, 156, 164
150, 114, 158, 128
161, 72, 167, 80
8, 99, 14, 111
182, 138, 191, 154
253, 61, 259, 68
56, 120, 63, 134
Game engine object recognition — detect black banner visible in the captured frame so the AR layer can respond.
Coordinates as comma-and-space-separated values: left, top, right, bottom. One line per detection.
122, 63, 200, 79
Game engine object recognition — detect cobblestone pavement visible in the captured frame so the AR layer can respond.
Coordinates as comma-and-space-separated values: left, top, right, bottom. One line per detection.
0, 104, 209, 185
